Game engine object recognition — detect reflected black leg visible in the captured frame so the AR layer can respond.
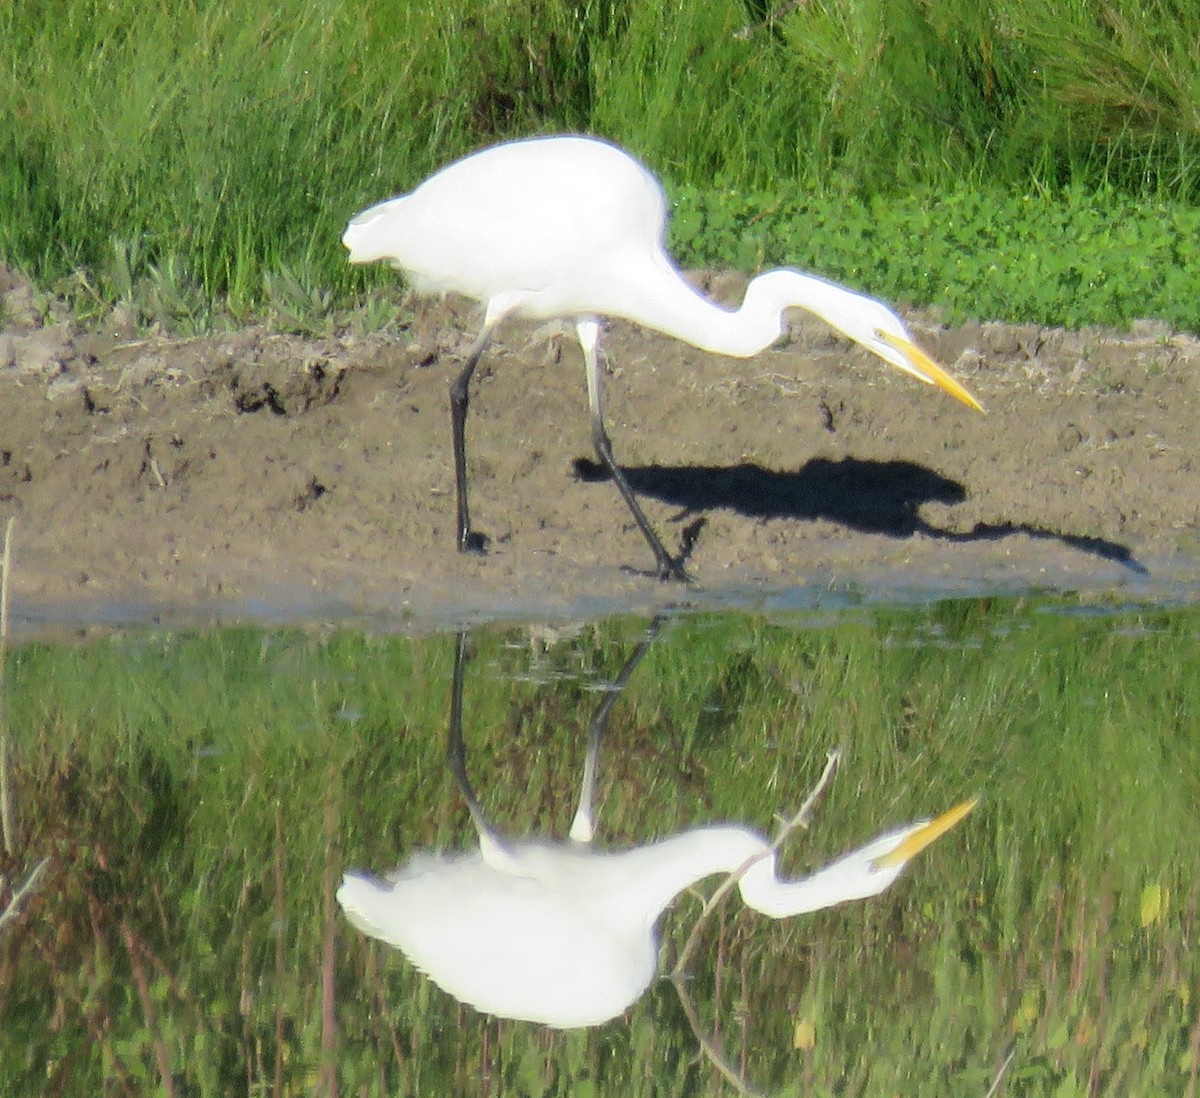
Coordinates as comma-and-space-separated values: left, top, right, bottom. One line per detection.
565, 614, 665, 841
446, 631, 490, 836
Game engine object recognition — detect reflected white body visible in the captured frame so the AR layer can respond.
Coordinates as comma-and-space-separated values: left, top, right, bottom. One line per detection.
338, 816, 938, 1028
339, 631, 973, 1028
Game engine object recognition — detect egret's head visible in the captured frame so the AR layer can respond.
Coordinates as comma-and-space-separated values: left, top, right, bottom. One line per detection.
829, 290, 984, 413
757, 270, 985, 413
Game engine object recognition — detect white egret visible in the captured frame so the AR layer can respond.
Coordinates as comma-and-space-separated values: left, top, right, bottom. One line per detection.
337, 632, 976, 1028
342, 134, 984, 581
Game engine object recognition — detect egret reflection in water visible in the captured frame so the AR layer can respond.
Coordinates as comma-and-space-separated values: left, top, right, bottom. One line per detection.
337, 628, 974, 1028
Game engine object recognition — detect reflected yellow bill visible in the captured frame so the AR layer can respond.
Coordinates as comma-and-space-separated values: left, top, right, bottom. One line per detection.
874, 796, 979, 869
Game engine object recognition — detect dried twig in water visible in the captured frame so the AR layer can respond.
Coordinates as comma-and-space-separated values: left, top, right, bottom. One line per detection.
1, 516, 13, 856
0, 520, 52, 940
0, 855, 49, 934
671, 750, 840, 978
120, 918, 178, 1098
0, 523, 51, 942
668, 751, 841, 1096
984, 1044, 1017, 1098
672, 969, 767, 1098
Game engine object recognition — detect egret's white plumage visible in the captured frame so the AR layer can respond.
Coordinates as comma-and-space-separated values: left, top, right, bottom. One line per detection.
337, 629, 975, 1028
338, 805, 973, 1028
343, 135, 983, 580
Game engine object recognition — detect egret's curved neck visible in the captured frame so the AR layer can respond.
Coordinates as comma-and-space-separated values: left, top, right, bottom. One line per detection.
602, 826, 769, 924
600, 821, 917, 925
589, 257, 851, 359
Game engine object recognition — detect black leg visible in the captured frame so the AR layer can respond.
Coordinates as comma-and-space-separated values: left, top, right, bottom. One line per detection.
577, 318, 691, 582
450, 329, 491, 554
590, 416, 691, 582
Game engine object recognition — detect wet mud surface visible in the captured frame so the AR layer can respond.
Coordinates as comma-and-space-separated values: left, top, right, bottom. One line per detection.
2, 265, 1197, 630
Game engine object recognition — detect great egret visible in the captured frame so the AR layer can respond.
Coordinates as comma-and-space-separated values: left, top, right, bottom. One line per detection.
337, 631, 975, 1028
343, 134, 984, 581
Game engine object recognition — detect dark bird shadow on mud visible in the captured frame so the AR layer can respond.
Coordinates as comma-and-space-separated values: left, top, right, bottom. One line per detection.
573, 455, 1147, 574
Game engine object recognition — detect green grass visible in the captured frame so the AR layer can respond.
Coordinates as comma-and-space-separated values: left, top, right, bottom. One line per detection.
669, 184, 1200, 329
3, 1, 1200, 330
2, 599, 1200, 1094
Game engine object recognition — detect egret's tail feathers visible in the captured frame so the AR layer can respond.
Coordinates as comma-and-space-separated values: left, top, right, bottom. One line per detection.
341, 198, 404, 263
336, 871, 396, 943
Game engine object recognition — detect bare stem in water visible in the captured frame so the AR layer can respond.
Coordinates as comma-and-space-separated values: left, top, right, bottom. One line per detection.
668, 750, 841, 1097
1, 517, 14, 856
671, 750, 840, 977
0, 855, 48, 934
0, 520, 52, 942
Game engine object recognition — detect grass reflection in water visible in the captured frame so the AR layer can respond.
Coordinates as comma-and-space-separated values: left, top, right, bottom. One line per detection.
2, 597, 1198, 1095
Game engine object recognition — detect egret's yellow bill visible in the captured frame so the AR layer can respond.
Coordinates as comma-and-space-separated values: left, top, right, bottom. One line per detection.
873, 797, 979, 869
878, 331, 986, 414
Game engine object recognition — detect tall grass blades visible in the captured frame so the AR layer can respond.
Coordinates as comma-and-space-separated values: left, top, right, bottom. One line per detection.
776, 0, 1031, 192
2, 0, 1200, 323
0, 1, 599, 313
1007, 0, 1200, 195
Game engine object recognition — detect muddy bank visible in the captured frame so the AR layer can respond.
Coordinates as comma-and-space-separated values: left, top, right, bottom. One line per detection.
2, 266, 1197, 630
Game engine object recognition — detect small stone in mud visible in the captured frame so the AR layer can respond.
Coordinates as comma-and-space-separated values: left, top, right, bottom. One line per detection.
1057, 424, 1083, 452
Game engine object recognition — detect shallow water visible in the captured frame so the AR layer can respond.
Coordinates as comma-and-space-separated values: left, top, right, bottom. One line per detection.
3, 596, 1199, 1095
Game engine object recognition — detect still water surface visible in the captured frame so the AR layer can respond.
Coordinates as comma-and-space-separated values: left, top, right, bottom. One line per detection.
3, 595, 1198, 1095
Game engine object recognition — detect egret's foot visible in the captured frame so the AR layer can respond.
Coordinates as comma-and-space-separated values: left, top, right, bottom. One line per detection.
656, 517, 704, 583
621, 558, 693, 584
458, 530, 489, 554
657, 558, 693, 584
